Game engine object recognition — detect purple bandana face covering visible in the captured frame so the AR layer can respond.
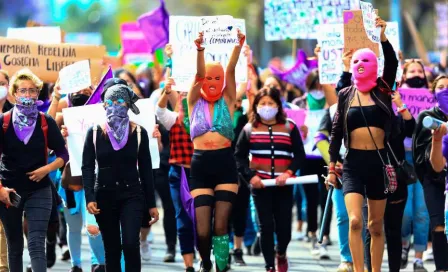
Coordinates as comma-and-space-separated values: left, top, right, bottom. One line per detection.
436, 88, 448, 115
12, 97, 42, 145
105, 105, 130, 151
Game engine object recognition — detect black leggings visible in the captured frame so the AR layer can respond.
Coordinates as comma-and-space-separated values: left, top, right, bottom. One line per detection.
229, 178, 250, 238
252, 185, 293, 269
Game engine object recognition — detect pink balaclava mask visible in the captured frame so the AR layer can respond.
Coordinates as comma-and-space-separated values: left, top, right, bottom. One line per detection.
351, 48, 378, 92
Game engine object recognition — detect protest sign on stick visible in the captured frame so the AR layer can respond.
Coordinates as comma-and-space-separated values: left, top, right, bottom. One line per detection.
343, 10, 379, 56
0, 37, 105, 83
63, 98, 160, 176
59, 60, 91, 94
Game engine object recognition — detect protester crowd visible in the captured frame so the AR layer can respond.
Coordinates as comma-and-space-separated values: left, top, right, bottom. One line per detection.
0, 8, 448, 272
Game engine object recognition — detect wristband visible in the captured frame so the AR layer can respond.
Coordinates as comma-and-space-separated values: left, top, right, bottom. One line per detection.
328, 166, 335, 171
397, 104, 408, 113
197, 48, 205, 52
285, 170, 293, 176
165, 58, 172, 69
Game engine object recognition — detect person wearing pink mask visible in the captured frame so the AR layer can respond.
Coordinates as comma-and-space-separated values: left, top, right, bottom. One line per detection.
187, 30, 245, 272
327, 17, 398, 272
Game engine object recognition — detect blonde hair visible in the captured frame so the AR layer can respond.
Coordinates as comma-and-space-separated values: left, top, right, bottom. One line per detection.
9, 69, 43, 96
0, 70, 10, 83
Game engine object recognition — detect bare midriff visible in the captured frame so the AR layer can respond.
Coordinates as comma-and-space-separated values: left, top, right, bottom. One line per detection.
193, 131, 232, 150
349, 127, 385, 150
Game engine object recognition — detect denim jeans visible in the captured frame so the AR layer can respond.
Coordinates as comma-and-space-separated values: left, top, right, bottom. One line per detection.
63, 193, 105, 267
168, 165, 195, 255
332, 188, 352, 263
0, 186, 52, 272
293, 184, 307, 222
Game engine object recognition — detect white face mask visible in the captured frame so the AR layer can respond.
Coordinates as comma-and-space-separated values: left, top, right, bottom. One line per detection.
0, 86, 7, 101
257, 106, 278, 121
308, 90, 325, 100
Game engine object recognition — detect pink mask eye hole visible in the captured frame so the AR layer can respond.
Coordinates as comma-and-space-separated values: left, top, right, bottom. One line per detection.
354, 60, 359, 64
362, 59, 369, 62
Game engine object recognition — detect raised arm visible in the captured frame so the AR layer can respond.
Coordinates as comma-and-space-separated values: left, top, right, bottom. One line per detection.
188, 32, 206, 111
377, 18, 398, 89
156, 78, 178, 131
224, 30, 246, 103
47, 80, 61, 119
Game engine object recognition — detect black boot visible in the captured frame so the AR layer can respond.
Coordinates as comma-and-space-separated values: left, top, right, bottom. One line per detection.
233, 248, 246, 266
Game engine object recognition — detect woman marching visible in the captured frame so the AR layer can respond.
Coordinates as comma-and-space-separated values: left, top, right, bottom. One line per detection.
235, 87, 305, 272
415, 75, 448, 271
0, 69, 69, 272
327, 17, 398, 272
82, 81, 159, 272
187, 30, 245, 272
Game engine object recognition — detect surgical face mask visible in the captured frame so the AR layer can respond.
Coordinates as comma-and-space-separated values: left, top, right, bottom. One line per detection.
0, 86, 7, 100
257, 105, 278, 121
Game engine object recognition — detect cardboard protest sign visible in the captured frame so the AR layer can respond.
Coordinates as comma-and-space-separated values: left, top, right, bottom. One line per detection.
359, 1, 381, 43
343, 10, 379, 56
392, 88, 436, 118
435, 2, 448, 49
0, 37, 105, 84
120, 22, 153, 64
264, 0, 359, 41
59, 60, 91, 94
317, 24, 344, 84
63, 98, 160, 176
7, 26, 62, 44
169, 16, 247, 92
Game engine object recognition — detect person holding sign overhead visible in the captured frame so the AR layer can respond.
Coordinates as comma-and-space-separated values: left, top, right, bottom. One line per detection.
0, 69, 68, 272
414, 75, 448, 272
187, 29, 245, 272
327, 17, 398, 272
81, 81, 159, 272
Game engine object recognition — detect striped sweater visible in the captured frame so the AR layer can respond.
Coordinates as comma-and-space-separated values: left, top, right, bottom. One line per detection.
235, 120, 306, 182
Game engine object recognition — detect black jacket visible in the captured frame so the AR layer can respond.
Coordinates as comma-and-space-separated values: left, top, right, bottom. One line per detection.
412, 107, 447, 184
329, 40, 398, 163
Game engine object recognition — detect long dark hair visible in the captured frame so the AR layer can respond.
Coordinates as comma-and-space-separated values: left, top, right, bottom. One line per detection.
114, 69, 147, 98
251, 87, 287, 127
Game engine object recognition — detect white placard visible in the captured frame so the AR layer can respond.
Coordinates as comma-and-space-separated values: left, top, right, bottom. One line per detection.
7, 26, 62, 44
318, 24, 344, 84
63, 99, 160, 176
59, 60, 92, 94
261, 175, 319, 187
359, 1, 381, 43
200, 16, 237, 48
169, 16, 247, 92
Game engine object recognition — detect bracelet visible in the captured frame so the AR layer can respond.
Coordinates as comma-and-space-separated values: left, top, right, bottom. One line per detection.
197, 48, 205, 51
397, 104, 408, 113
328, 166, 335, 171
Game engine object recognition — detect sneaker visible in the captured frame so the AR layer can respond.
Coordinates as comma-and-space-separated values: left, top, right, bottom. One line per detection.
140, 241, 152, 261
311, 237, 320, 255
319, 245, 330, 260
46, 240, 56, 268
423, 248, 434, 262
185, 267, 195, 272
294, 231, 306, 241
337, 262, 354, 272
199, 261, 213, 272
276, 255, 289, 272
26, 264, 32, 272
401, 243, 411, 269
253, 236, 261, 256
70, 266, 83, 272
266, 267, 276, 272
163, 248, 176, 263
322, 237, 333, 246
233, 248, 246, 266
414, 260, 428, 272
60, 246, 71, 261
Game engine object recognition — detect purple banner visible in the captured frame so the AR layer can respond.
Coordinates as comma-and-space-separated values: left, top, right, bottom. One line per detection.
120, 22, 152, 64
137, 0, 169, 53
86, 66, 113, 105
392, 88, 436, 118
270, 50, 318, 90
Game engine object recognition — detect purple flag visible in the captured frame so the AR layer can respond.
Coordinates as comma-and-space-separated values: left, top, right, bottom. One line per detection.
270, 50, 318, 90
137, 0, 169, 53
180, 167, 197, 248
86, 66, 113, 105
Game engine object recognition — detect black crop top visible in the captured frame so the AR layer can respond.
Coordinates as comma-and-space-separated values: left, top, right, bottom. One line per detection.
347, 105, 388, 133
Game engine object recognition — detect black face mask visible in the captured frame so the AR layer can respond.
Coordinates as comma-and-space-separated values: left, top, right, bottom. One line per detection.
70, 94, 90, 107
405, 76, 427, 88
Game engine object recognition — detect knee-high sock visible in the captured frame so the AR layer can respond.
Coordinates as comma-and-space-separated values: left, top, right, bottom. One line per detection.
213, 234, 229, 271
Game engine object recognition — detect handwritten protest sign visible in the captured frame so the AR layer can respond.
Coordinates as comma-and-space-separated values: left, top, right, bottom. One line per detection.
285, 108, 306, 127
344, 10, 379, 56
169, 16, 247, 92
7, 26, 62, 44
0, 37, 105, 83
63, 99, 160, 176
200, 16, 237, 48
264, 0, 359, 41
120, 22, 153, 64
317, 24, 344, 84
59, 60, 91, 94
359, 1, 380, 43
392, 88, 436, 118
435, 2, 448, 49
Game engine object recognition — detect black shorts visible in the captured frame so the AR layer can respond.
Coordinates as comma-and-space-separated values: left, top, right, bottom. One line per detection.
343, 148, 387, 200
189, 147, 238, 191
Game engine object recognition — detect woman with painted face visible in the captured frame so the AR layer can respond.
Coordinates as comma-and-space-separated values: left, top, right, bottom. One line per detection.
235, 87, 305, 272
328, 17, 398, 272
414, 75, 448, 271
82, 81, 159, 272
0, 69, 68, 272
187, 30, 245, 272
